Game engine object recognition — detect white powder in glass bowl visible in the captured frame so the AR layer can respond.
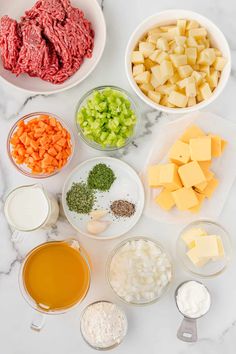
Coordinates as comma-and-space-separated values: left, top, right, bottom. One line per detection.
108, 238, 173, 304
80, 301, 128, 349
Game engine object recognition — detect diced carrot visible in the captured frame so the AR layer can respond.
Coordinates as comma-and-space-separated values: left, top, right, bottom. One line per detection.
57, 138, 66, 147
48, 147, 57, 157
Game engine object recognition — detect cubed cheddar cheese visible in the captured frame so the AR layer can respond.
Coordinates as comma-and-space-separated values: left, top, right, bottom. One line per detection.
198, 160, 212, 171
155, 188, 175, 211
221, 139, 228, 154
171, 187, 199, 210
209, 134, 222, 157
189, 192, 205, 213
178, 161, 206, 188
189, 136, 212, 161
168, 140, 190, 165
148, 165, 162, 188
159, 163, 182, 191
200, 177, 219, 198
181, 227, 207, 248
194, 181, 208, 192
180, 124, 205, 143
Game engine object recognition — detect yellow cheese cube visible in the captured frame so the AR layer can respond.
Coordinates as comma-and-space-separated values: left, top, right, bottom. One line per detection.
201, 177, 219, 198
221, 139, 228, 154
131, 51, 144, 64
178, 161, 206, 188
181, 125, 205, 143
159, 163, 182, 191
133, 64, 145, 77
168, 140, 190, 165
170, 54, 187, 67
139, 42, 155, 57
212, 236, 225, 260
187, 97, 197, 107
185, 47, 197, 65
214, 57, 227, 71
178, 65, 193, 79
177, 19, 187, 35
155, 188, 175, 211
198, 160, 212, 171
135, 71, 150, 84
168, 91, 188, 108
189, 28, 207, 38
194, 181, 208, 192
194, 235, 219, 258
147, 165, 162, 188
160, 60, 174, 81
197, 48, 216, 66
139, 83, 154, 94
171, 187, 199, 210
189, 192, 205, 213
189, 136, 212, 161
209, 134, 222, 157
156, 37, 169, 51
186, 77, 196, 97
148, 90, 161, 104
199, 82, 212, 100
186, 247, 209, 267
181, 227, 207, 247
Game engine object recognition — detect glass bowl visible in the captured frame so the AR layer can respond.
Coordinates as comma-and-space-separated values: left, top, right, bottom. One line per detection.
75, 85, 139, 151
176, 220, 232, 278
7, 112, 74, 179
80, 300, 128, 350
106, 236, 173, 306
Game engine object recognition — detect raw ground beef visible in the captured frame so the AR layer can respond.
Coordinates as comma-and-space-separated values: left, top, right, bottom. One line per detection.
0, 0, 94, 84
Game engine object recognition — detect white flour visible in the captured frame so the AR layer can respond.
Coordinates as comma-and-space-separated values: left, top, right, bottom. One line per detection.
80, 301, 127, 349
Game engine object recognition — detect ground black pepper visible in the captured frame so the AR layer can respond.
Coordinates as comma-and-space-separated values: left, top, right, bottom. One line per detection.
110, 200, 136, 218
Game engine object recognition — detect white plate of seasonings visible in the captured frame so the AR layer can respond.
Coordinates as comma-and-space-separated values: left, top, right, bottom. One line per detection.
62, 157, 145, 240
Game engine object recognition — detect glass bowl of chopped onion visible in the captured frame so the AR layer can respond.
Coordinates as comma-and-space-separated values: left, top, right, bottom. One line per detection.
106, 236, 173, 306
75, 86, 139, 151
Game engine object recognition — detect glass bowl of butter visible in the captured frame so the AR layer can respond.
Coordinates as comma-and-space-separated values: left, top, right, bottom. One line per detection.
176, 220, 232, 278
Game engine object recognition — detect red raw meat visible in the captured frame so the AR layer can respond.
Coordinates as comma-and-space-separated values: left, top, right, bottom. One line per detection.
0, 0, 94, 84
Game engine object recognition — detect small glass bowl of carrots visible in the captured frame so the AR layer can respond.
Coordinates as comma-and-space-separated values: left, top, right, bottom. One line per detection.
7, 112, 74, 178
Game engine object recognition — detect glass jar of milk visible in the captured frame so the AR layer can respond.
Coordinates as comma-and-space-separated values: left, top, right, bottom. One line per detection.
4, 184, 59, 232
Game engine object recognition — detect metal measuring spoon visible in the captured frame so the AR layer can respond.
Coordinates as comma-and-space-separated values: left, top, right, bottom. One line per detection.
175, 280, 211, 342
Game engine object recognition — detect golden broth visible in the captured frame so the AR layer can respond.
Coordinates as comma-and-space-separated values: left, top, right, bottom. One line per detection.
23, 241, 90, 311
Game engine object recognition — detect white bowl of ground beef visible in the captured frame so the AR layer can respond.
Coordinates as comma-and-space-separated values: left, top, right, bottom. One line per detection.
0, 0, 106, 94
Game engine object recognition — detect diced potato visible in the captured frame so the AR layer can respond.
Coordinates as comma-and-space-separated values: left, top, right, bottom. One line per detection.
175, 35, 186, 46
177, 78, 187, 89
174, 45, 185, 55
133, 64, 145, 77
148, 90, 161, 104
148, 27, 162, 35
139, 83, 154, 94
139, 42, 155, 57
189, 28, 207, 38
177, 20, 187, 35
170, 54, 187, 67
157, 38, 169, 51
168, 72, 181, 84
144, 58, 156, 70
150, 73, 160, 88
187, 97, 197, 107
187, 36, 198, 47
197, 44, 205, 53
149, 50, 161, 62
207, 70, 219, 88
147, 33, 161, 44
178, 65, 193, 78
191, 71, 204, 85
160, 60, 174, 81
199, 82, 212, 100
160, 25, 176, 32
186, 20, 199, 30
151, 65, 166, 86
185, 47, 197, 65
198, 48, 216, 65
156, 51, 169, 64
186, 77, 196, 97
168, 27, 181, 37
131, 51, 144, 64
214, 57, 227, 71
135, 71, 150, 84
168, 91, 188, 108
214, 48, 222, 57
156, 84, 177, 95
196, 89, 204, 102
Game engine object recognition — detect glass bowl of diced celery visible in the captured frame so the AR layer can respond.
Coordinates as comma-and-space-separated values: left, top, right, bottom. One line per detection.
75, 86, 139, 151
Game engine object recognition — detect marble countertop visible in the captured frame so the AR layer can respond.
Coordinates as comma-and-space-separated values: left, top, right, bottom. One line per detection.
0, 0, 236, 353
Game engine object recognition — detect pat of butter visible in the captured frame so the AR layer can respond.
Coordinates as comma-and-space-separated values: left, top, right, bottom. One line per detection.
181, 227, 207, 248
212, 236, 225, 260
186, 247, 209, 267
194, 235, 219, 258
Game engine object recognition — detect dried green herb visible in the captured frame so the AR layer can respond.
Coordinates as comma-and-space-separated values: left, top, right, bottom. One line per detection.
66, 182, 95, 214
87, 163, 116, 191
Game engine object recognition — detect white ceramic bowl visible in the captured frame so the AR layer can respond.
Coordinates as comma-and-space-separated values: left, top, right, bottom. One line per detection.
125, 10, 231, 114
0, 0, 106, 94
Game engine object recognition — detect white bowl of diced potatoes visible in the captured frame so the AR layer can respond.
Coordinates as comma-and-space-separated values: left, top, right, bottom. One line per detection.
125, 10, 231, 113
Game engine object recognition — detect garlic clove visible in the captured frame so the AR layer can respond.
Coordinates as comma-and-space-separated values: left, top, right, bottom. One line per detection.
87, 220, 110, 235
89, 209, 108, 220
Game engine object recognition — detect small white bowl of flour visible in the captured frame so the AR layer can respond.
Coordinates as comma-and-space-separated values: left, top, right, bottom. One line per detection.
80, 301, 128, 350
